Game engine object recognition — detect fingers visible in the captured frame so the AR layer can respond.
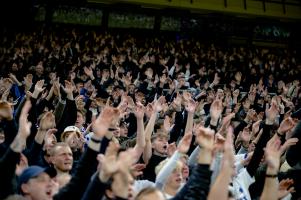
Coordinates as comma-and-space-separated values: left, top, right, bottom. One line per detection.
105, 141, 120, 157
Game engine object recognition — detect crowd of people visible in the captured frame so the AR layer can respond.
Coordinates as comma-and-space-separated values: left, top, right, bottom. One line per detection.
0, 25, 300, 200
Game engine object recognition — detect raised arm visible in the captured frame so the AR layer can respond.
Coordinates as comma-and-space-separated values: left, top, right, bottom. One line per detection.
133, 102, 146, 162
54, 106, 121, 200
143, 96, 164, 164
173, 126, 214, 200
260, 136, 282, 200
0, 100, 32, 200
208, 127, 234, 200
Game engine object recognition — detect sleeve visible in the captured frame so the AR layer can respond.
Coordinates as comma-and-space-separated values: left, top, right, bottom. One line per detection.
25, 140, 43, 166
210, 152, 223, 184
188, 146, 200, 168
246, 124, 272, 177
54, 99, 66, 126
172, 164, 212, 200
0, 148, 20, 199
169, 111, 184, 143
80, 174, 107, 200
1, 119, 18, 148
56, 99, 77, 141
286, 120, 301, 167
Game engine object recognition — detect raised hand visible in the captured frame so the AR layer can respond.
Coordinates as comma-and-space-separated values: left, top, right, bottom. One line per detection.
185, 99, 197, 113
1, 88, 10, 102
172, 93, 182, 111
280, 138, 298, 155
251, 120, 261, 137
154, 96, 166, 113
0, 101, 13, 120
9, 100, 32, 152
98, 142, 120, 182
93, 106, 120, 138
24, 74, 33, 92
178, 131, 193, 154
233, 89, 240, 98
32, 79, 45, 98
62, 80, 74, 100
195, 126, 215, 151
84, 66, 94, 78
133, 102, 145, 120
278, 179, 295, 199
210, 99, 223, 125
18, 100, 32, 138
167, 142, 177, 157
219, 113, 235, 135
182, 91, 192, 102
34, 79, 45, 93
111, 148, 136, 199
39, 112, 56, 131
265, 102, 279, 125
278, 117, 294, 135
163, 116, 174, 133
265, 136, 281, 171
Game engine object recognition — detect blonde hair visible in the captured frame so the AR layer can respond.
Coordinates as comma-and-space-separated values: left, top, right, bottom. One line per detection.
155, 158, 183, 175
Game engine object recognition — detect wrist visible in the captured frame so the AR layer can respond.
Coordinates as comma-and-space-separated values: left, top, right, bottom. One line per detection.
276, 129, 285, 136
99, 170, 111, 182
66, 94, 74, 100
10, 134, 27, 152
265, 119, 274, 125
32, 91, 40, 99
198, 148, 212, 164
210, 118, 218, 127
266, 165, 279, 175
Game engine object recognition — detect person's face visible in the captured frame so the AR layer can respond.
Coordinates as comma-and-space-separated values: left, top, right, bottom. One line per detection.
145, 68, 153, 79
178, 77, 185, 86
102, 70, 109, 79
75, 112, 85, 128
120, 125, 128, 137
180, 157, 189, 180
36, 64, 44, 75
152, 136, 168, 155
76, 83, 84, 92
166, 168, 183, 190
11, 63, 18, 71
243, 100, 250, 111
129, 85, 135, 94
52, 146, 73, 173
21, 173, 55, 200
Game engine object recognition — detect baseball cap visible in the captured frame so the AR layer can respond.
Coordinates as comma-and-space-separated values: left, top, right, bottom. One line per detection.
18, 166, 57, 187
63, 126, 81, 134
61, 126, 82, 141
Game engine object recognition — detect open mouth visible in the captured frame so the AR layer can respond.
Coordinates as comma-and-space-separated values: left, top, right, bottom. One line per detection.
46, 190, 52, 197
175, 178, 182, 183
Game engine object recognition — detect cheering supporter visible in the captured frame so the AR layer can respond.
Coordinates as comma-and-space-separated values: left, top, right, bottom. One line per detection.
0, 25, 300, 200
